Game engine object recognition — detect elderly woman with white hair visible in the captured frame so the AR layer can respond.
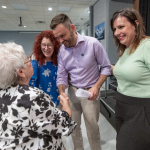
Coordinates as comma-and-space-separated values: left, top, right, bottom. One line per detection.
0, 42, 76, 150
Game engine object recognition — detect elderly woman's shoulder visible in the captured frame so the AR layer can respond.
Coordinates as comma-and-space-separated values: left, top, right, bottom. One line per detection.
17, 84, 45, 97
28, 85, 44, 94
28, 85, 52, 100
19, 85, 54, 105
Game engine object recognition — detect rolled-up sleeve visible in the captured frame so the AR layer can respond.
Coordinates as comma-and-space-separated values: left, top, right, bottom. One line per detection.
94, 40, 111, 76
56, 52, 69, 88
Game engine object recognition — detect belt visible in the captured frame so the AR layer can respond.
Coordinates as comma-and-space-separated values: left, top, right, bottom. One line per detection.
69, 84, 91, 90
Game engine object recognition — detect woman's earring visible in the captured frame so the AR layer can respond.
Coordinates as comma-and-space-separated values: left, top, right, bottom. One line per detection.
134, 30, 137, 35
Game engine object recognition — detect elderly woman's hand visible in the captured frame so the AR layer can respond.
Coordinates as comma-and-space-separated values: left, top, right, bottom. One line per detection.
58, 95, 72, 118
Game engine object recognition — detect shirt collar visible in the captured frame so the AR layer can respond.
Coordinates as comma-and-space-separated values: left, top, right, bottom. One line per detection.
76, 32, 85, 46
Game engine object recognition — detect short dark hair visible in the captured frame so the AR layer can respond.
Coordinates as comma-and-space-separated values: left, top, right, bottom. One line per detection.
110, 8, 146, 56
50, 13, 72, 30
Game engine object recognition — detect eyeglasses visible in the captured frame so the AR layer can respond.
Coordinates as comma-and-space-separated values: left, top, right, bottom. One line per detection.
24, 55, 32, 64
41, 43, 53, 48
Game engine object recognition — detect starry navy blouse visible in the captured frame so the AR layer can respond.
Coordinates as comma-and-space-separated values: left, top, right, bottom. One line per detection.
29, 60, 59, 106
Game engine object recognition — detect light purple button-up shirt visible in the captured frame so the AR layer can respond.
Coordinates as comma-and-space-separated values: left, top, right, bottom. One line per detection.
57, 32, 111, 88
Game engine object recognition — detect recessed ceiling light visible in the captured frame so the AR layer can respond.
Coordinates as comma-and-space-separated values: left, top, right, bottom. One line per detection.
24, 26, 26, 28
48, 7, 52, 11
2, 6, 7, 8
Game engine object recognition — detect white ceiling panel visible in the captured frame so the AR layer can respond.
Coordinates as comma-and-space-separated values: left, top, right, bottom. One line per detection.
25, 0, 41, 2
45, 16, 54, 20
69, 12, 82, 17
0, 4, 13, 9
33, 15, 45, 19
29, 27, 39, 30
31, 11, 44, 16
74, 1, 90, 5
1, 9, 18, 14
42, 0, 56, 2
56, 12, 69, 15
21, 18, 35, 22
5, 14, 20, 19
58, 3, 73, 7
0, 17, 12, 21
7, 0, 25, 3
24, 1, 42, 6
0, 13, 7, 17
43, 6, 57, 12
42, 2, 58, 7
59, 1, 75, 4
76, 0, 91, 1
70, 7, 86, 13
34, 18, 45, 21
0, 0, 98, 31
73, 4, 88, 8
7, 1, 25, 5
0, 0, 9, 4
44, 11, 57, 16
16, 10, 31, 15
58, 6, 72, 12
28, 5, 43, 11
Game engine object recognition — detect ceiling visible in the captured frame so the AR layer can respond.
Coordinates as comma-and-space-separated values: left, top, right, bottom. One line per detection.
111, 0, 133, 4
0, 0, 98, 32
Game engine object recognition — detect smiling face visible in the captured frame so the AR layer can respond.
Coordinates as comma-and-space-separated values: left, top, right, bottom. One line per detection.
113, 16, 136, 48
41, 37, 54, 61
53, 23, 76, 48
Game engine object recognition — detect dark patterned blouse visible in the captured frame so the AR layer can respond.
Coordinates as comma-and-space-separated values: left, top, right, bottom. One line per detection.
0, 84, 76, 150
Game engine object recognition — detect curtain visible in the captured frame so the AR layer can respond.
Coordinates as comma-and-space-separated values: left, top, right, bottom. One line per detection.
139, 0, 150, 36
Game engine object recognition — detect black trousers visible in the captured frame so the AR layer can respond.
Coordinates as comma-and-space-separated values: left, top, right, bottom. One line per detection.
115, 92, 150, 150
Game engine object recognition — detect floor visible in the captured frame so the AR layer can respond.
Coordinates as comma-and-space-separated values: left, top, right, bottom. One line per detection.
63, 88, 117, 150
62, 113, 116, 150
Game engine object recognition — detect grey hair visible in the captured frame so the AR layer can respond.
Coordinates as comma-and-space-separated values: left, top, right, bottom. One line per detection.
0, 42, 26, 89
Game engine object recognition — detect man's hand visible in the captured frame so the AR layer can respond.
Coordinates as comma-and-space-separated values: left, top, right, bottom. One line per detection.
58, 94, 72, 118
58, 95, 70, 106
60, 92, 70, 106
88, 86, 100, 100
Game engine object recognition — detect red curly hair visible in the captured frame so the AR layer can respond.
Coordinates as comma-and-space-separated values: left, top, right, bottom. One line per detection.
32, 30, 60, 65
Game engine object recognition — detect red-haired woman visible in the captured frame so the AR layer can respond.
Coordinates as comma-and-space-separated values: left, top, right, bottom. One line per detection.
29, 30, 60, 106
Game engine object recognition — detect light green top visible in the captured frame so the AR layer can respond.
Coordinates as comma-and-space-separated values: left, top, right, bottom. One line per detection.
113, 38, 150, 98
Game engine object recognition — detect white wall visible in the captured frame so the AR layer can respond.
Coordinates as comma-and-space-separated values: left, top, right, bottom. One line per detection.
77, 23, 89, 36
93, 0, 133, 64
93, 0, 133, 89
0, 31, 39, 56
93, 0, 107, 51
108, 1, 133, 64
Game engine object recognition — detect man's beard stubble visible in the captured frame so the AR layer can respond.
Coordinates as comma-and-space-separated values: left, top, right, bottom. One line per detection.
63, 31, 74, 48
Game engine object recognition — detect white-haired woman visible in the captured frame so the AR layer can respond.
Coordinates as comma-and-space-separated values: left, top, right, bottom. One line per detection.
0, 42, 76, 150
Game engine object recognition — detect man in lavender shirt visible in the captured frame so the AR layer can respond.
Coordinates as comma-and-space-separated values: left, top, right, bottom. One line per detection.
50, 14, 111, 150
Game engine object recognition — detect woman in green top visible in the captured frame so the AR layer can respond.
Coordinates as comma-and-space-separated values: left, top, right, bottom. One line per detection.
111, 8, 150, 150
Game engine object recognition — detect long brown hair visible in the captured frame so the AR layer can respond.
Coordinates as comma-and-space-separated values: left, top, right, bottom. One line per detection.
33, 30, 60, 65
110, 8, 146, 57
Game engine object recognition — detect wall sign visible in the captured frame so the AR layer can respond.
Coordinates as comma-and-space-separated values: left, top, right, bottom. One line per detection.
95, 22, 105, 41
